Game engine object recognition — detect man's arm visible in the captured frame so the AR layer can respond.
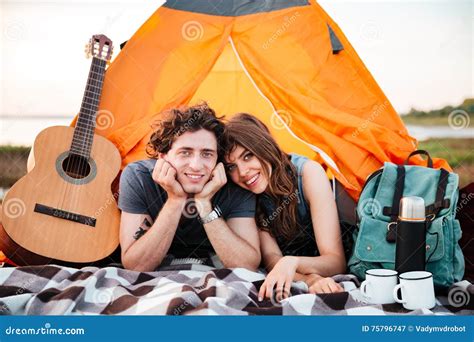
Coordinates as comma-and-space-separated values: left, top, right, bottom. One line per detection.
200, 209, 261, 270
194, 163, 260, 270
119, 159, 188, 272
120, 197, 185, 272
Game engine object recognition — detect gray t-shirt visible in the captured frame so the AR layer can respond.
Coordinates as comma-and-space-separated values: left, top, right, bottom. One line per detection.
118, 159, 256, 258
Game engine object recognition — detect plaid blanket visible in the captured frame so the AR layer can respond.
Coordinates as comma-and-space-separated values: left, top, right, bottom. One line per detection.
0, 263, 472, 315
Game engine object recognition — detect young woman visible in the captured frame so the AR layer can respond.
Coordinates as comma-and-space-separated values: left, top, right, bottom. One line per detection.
223, 113, 346, 300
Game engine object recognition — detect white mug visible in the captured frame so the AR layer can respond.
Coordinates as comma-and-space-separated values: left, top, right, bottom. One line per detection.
360, 269, 398, 304
393, 271, 436, 310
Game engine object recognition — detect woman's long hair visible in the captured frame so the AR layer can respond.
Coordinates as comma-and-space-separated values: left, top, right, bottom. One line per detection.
224, 113, 299, 241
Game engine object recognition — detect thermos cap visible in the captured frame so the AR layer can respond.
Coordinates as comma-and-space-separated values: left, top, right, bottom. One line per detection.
399, 196, 425, 221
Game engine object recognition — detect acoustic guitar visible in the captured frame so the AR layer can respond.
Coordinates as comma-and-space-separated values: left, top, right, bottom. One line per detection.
1, 34, 121, 263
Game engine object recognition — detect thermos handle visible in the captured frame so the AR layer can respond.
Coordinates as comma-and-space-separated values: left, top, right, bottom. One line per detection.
393, 284, 406, 304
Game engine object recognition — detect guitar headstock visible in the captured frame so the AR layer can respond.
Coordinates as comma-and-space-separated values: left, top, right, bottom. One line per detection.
84, 34, 114, 63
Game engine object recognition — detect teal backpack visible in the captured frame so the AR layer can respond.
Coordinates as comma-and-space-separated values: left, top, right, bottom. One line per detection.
348, 150, 465, 288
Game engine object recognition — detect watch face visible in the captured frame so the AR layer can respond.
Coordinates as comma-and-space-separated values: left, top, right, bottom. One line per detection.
200, 207, 221, 224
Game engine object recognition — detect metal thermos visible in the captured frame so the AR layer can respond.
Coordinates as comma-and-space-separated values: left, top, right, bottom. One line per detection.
395, 196, 426, 274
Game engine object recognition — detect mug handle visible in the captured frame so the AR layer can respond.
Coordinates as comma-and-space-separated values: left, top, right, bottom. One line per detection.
360, 280, 371, 299
393, 284, 406, 304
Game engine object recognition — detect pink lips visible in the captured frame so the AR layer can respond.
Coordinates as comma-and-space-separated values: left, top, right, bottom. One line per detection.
244, 173, 260, 189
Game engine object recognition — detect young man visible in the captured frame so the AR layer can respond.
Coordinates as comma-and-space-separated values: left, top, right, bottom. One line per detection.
118, 103, 261, 272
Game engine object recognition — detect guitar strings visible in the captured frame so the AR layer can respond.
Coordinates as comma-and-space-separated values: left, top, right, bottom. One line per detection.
73, 57, 105, 218
60, 55, 104, 223
75, 57, 107, 249
80, 57, 107, 222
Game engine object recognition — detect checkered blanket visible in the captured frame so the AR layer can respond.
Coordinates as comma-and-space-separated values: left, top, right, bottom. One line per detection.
0, 263, 472, 315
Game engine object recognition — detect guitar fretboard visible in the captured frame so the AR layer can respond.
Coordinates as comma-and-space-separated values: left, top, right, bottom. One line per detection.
70, 57, 107, 158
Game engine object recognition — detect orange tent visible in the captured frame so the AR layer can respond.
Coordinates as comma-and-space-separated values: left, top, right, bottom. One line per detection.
73, 0, 451, 200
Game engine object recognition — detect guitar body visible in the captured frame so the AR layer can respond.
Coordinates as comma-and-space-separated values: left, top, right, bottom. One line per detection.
2, 126, 121, 263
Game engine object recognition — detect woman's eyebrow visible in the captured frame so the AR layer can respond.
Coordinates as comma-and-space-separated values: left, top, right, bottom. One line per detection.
238, 149, 248, 159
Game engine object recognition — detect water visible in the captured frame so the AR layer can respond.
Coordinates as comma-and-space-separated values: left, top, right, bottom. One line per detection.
0, 116, 73, 146
406, 125, 474, 141
0, 117, 472, 146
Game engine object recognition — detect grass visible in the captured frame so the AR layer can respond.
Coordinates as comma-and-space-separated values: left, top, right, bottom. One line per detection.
0, 139, 472, 193
402, 115, 472, 126
401, 98, 473, 126
417, 138, 473, 188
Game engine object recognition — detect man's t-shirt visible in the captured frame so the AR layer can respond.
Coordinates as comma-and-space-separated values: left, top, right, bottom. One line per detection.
118, 159, 256, 258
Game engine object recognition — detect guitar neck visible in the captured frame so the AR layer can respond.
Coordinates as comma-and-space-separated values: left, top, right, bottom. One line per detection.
70, 57, 107, 158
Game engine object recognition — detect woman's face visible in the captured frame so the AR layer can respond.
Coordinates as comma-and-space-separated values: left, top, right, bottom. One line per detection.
225, 145, 270, 194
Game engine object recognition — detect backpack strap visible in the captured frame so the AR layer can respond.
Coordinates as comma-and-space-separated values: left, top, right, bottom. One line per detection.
382, 165, 405, 242
426, 168, 451, 220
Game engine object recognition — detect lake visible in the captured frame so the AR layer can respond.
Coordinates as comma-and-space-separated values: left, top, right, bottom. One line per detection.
0, 116, 473, 146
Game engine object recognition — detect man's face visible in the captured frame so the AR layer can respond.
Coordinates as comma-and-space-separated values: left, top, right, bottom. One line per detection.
162, 129, 218, 194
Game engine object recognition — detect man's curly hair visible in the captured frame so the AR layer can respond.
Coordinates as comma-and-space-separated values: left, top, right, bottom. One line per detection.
146, 102, 225, 160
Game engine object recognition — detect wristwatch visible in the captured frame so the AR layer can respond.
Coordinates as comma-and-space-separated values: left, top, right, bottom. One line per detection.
199, 205, 222, 224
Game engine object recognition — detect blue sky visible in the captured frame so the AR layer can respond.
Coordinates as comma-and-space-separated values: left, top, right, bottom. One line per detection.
1, 0, 472, 117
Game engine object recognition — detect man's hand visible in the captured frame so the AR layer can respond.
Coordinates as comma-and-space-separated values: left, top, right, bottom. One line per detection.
258, 256, 299, 302
305, 274, 344, 294
152, 159, 186, 200
195, 162, 227, 216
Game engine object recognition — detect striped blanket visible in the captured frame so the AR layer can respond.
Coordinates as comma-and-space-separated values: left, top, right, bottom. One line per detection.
0, 263, 472, 315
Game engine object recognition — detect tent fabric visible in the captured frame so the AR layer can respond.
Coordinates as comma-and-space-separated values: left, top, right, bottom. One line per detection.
72, 0, 451, 200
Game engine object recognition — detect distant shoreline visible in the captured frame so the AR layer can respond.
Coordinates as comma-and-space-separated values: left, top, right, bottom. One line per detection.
1, 138, 472, 193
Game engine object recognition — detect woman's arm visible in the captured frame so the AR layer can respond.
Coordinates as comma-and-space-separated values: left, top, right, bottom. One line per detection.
296, 160, 347, 276
259, 230, 343, 297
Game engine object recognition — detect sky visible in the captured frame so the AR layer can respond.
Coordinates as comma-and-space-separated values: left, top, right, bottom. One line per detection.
0, 0, 473, 118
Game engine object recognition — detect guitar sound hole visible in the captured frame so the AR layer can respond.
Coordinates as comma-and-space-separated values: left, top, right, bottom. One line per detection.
62, 153, 91, 179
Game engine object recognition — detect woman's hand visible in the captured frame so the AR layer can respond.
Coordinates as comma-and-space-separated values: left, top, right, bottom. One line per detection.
305, 274, 344, 294
259, 256, 298, 301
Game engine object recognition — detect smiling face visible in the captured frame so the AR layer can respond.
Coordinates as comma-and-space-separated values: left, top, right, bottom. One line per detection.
225, 145, 270, 194
163, 129, 218, 194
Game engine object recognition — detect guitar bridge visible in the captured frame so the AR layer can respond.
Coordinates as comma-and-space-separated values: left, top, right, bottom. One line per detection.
34, 203, 96, 227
